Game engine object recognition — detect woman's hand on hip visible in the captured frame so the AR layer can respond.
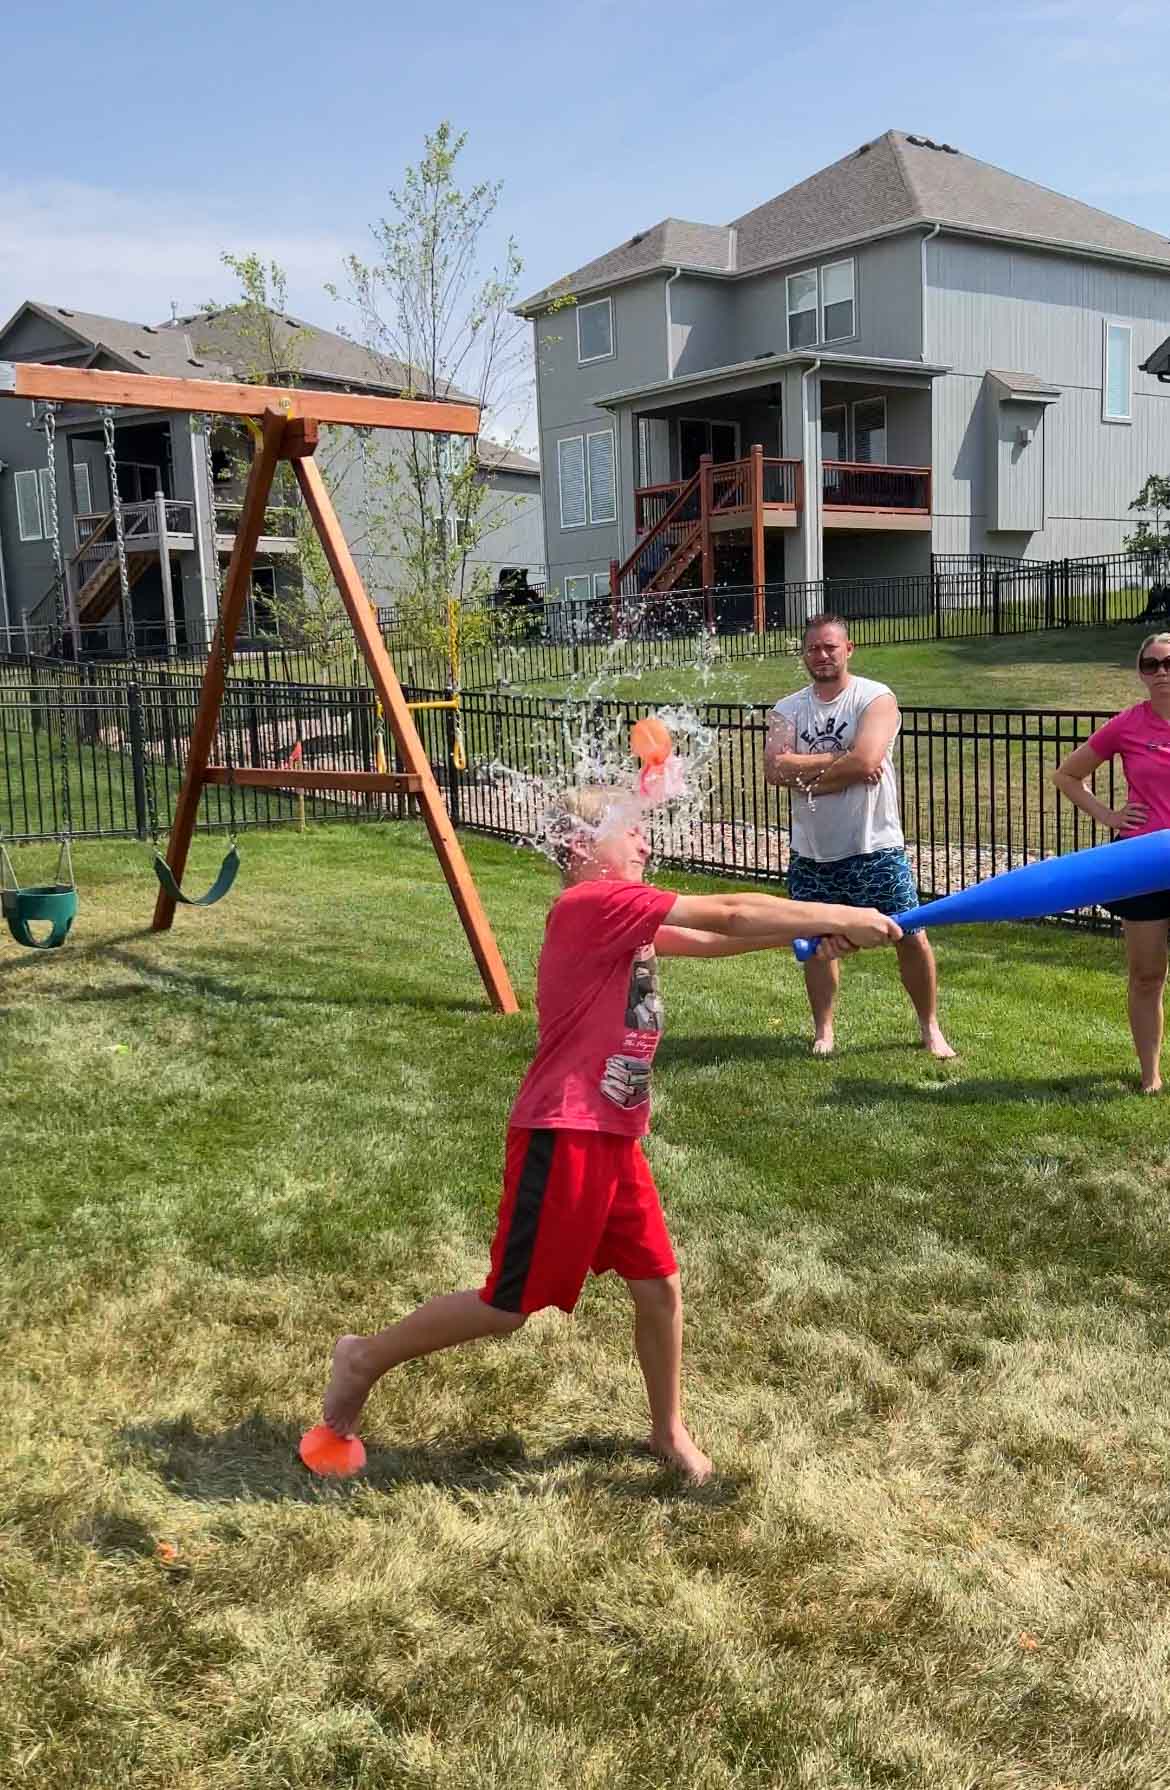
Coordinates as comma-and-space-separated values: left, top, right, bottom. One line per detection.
1111, 801, 1149, 832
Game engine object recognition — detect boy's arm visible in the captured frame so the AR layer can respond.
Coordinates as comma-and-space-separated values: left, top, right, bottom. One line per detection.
661, 891, 901, 951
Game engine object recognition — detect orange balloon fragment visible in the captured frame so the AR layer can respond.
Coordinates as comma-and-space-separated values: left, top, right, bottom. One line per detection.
630, 716, 673, 768
299, 1423, 367, 1478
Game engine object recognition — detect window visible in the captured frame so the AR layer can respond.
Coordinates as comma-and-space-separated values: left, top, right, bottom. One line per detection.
558, 436, 587, 528
72, 462, 92, 514
586, 429, 616, 523
449, 514, 472, 549
820, 404, 848, 461
435, 434, 470, 475
786, 269, 818, 349
1103, 320, 1132, 423
592, 572, 611, 599
558, 429, 616, 527
852, 398, 887, 465
577, 297, 614, 364
565, 574, 592, 603
14, 470, 43, 541
821, 259, 855, 342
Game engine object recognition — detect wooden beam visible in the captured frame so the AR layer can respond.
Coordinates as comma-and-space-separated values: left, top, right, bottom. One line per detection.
203, 767, 420, 795
0, 361, 478, 436
151, 410, 287, 931
292, 453, 519, 1016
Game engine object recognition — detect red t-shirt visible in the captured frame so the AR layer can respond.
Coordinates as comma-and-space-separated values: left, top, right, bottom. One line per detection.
1088, 703, 1170, 835
510, 878, 678, 1138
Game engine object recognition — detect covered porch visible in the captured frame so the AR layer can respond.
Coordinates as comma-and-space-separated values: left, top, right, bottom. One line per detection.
599, 351, 942, 609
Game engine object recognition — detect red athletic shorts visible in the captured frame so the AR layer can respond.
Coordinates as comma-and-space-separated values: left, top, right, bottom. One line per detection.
480, 1127, 678, 1315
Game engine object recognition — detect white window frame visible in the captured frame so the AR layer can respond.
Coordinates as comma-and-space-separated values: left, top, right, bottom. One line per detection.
585, 428, 617, 524
72, 461, 92, 515
851, 397, 887, 465
1102, 319, 1133, 424
564, 574, 592, 603
786, 268, 819, 350
576, 296, 615, 365
820, 403, 849, 462
558, 435, 588, 530
446, 513, 472, 549
592, 571, 611, 599
820, 258, 857, 344
14, 469, 44, 541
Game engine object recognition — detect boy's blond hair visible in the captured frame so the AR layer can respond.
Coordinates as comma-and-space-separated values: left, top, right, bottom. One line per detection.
549, 784, 629, 873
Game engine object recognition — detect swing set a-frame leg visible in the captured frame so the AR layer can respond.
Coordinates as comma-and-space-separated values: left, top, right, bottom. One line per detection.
292, 452, 519, 1016
152, 409, 292, 934
153, 407, 519, 1018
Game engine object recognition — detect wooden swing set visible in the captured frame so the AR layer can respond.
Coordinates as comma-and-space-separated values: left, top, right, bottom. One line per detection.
0, 360, 518, 1014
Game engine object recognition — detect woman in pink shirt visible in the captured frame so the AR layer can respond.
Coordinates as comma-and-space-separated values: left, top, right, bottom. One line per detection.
1053, 632, 1170, 1092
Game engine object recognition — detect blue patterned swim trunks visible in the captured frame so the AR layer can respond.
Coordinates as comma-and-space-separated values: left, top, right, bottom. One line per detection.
787, 847, 919, 917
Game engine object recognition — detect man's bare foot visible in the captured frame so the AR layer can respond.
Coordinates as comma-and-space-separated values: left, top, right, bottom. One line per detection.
1141, 1076, 1163, 1095
322, 1334, 375, 1437
649, 1425, 713, 1484
812, 1029, 834, 1057
920, 1022, 956, 1060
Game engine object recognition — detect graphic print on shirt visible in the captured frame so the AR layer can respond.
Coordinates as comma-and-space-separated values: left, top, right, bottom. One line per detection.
799, 705, 851, 754
601, 946, 663, 1109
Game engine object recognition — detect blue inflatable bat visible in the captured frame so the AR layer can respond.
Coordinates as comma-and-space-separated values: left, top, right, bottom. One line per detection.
791, 829, 1170, 962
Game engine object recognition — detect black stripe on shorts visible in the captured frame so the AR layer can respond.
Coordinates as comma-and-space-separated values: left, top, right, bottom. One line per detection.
490, 1128, 557, 1312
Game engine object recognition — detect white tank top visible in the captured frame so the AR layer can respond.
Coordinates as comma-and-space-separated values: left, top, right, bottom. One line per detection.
770, 676, 905, 863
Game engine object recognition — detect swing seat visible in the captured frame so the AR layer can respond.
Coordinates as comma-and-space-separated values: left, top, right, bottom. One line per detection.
151, 845, 240, 909
2, 883, 79, 951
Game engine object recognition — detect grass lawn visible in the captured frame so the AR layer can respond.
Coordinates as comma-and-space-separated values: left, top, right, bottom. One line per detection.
3, 825, 1170, 1788
531, 623, 1149, 714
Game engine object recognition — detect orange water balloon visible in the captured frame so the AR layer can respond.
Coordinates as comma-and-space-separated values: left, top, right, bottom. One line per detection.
299, 1423, 367, 1478
630, 716, 673, 767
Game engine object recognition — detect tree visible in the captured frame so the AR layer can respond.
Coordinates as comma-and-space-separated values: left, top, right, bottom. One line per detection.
203, 254, 353, 665
329, 122, 532, 658
1123, 473, 1170, 568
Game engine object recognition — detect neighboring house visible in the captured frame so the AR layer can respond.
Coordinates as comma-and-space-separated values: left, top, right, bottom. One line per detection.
0, 300, 543, 648
517, 131, 1170, 604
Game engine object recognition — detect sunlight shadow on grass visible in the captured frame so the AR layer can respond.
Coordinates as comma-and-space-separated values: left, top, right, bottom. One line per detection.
823, 1072, 1131, 1108
119, 1417, 741, 1508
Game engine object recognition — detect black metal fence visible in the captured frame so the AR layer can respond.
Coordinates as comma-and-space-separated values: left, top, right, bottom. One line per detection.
0, 666, 1129, 932
6, 552, 1169, 696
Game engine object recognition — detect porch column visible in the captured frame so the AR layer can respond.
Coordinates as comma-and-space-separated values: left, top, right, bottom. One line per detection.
155, 489, 177, 657
750, 443, 765, 632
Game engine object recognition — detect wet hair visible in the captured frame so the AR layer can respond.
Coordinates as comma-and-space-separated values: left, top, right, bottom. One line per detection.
548, 784, 631, 872
802, 612, 851, 644
1137, 631, 1170, 670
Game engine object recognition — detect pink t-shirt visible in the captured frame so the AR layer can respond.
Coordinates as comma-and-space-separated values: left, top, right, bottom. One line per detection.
510, 878, 678, 1138
1088, 703, 1170, 835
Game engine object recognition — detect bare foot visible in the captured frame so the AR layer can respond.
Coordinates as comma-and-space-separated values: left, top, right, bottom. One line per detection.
1141, 1078, 1163, 1095
921, 1023, 956, 1060
649, 1426, 713, 1484
322, 1334, 375, 1437
812, 1029, 834, 1058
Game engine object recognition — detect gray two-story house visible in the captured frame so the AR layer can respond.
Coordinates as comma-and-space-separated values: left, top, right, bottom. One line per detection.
519, 131, 1170, 607
0, 300, 543, 650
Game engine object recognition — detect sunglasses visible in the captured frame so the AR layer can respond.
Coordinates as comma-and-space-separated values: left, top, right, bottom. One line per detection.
1139, 656, 1170, 674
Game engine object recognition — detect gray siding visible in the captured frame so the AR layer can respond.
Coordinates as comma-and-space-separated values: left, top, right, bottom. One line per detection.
669, 276, 733, 379
534, 276, 666, 589
928, 235, 1170, 556
465, 473, 545, 582
733, 235, 923, 364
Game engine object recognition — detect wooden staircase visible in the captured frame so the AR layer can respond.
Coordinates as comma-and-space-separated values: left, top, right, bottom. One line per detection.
25, 508, 156, 643
610, 468, 702, 598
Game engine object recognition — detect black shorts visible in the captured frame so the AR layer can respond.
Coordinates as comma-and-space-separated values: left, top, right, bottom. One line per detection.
1106, 888, 1170, 923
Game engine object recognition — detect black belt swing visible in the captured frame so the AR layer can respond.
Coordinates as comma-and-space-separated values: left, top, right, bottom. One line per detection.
103, 408, 240, 908
2, 403, 79, 950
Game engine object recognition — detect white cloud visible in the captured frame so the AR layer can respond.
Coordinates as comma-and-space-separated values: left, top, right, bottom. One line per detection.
0, 177, 349, 331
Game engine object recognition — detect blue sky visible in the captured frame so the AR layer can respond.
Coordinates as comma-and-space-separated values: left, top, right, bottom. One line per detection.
1, 0, 1167, 434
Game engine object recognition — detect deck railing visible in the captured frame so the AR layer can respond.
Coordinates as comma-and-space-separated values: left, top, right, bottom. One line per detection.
821, 461, 931, 512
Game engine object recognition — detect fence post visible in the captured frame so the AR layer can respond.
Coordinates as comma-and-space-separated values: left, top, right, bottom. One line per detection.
931, 559, 943, 640
979, 553, 988, 616
992, 572, 1002, 636
247, 688, 261, 768
444, 704, 462, 827
126, 681, 150, 840
1044, 561, 1056, 630
609, 560, 621, 640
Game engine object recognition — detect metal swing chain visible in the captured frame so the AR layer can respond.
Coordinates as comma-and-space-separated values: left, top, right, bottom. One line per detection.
103, 406, 162, 851
43, 406, 76, 887
201, 416, 238, 841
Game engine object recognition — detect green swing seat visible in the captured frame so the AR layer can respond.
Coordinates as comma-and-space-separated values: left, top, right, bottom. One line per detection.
151, 844, 240, 908
2, 882, 79, 951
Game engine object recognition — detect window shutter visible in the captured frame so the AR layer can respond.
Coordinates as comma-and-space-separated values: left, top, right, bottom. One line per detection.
558, 436, 586, 528
72, 461, 92, 514
586, 431, 616, 524
15, 470, 43, 541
